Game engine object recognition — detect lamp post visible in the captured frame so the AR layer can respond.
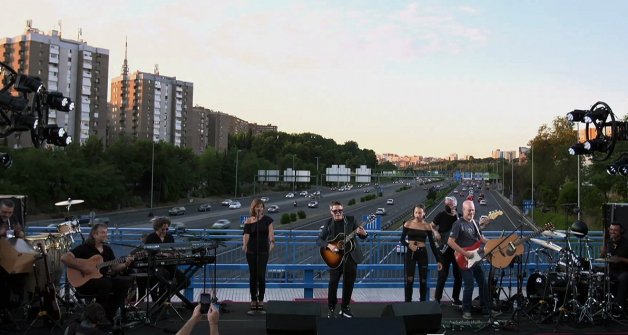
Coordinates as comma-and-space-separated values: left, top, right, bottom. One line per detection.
315, 156, 320, 188
292, 154, 296, 193
511, 157, 514, 203
235, 149, 242, 198
149, 139, 155, 217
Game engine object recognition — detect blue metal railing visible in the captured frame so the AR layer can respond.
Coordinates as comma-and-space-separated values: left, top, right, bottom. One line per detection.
28, 227, 604, 299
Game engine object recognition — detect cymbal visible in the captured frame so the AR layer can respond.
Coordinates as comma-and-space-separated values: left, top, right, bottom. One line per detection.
530, 238, 563, 252
541, 230, 566, 238
55, 199, 85, 206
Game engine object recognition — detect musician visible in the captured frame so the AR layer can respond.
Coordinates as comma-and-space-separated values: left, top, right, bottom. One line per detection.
600, 222, 628, 311
140, 217, 190, 300
242, 198, 275, 311
60, 223, 134, 321
433, 196, 463, 306
400, 204, 442, 302
0, 199, 24, 238
447, 200, 494, 320
317, 200, 368, 318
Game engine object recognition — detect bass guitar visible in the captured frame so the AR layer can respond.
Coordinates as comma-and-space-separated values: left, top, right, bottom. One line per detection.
67, 252, 144, 288
486, 223, 553, 269
320, 220, 368, 269
454, 211, 504, 270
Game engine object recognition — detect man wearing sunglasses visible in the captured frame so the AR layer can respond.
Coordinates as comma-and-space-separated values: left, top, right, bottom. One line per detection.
317, 201, 368, 318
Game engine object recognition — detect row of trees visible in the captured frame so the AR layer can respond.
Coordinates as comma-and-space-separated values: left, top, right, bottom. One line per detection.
0, 131, 378, 214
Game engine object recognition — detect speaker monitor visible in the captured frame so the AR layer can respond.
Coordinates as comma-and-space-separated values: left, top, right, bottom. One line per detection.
266, 301, 319, 334
382, 301, 442, 334
316, 317, 406, 335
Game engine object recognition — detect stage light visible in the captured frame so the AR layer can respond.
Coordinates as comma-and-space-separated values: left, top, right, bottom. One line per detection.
583, 108, 609, 124
566, 110, 588, 122
14, 74, 43, 94
46, 92, 74, 112
607, 156, 628, 176
583, 138, 610, 152
38, 125, 71, 147
570, 220, 588, 238
0, 152, 12, 169
10, 113, 37, 132
568, 143, 588, 155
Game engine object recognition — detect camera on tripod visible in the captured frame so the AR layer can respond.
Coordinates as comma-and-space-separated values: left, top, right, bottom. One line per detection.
0, 61, 74, 148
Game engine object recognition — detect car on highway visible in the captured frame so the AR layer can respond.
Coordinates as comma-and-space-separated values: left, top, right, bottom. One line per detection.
170, 221, 186, 232
386, 199, 394, 205
168, 206, 186, 216
285, 193, 295, 198
267, 205, 279, 213
76, 214, 110, 226
260, 197, 270, 203
375, 208, 386, 215
221, 199, 233, 206
197, 204, 212, 212
307, 201, 319, 208
211, 219, 231, 229
299, 191, 308, 196
479, 199, 487, 206
228, 201, 242, 209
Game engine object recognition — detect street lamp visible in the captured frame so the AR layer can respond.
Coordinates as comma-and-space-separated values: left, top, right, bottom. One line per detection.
149, 140, 155, 217
292, 154, 296, 192
235, 149, 242, 198
315, 156, 320, 188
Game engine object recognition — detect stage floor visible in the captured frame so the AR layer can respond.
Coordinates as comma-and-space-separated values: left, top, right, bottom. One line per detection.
5, 300, 628, 335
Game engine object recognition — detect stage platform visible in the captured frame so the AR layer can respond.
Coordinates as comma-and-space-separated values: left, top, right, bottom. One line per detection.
7, 299, 628, 335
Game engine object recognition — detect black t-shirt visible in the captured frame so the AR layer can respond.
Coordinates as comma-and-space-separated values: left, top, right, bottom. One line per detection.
433, 211, 458, 234
608, 236, 628, 274
449, 218, 481, 249
243, 215, 273, 253
144, 232, 174, 244
71, 243, 116, 276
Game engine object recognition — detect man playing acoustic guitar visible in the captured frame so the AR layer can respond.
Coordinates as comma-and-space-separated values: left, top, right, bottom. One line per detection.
447, 200, 497, 320
61, 223, 134, 322
317, 201, 368, 318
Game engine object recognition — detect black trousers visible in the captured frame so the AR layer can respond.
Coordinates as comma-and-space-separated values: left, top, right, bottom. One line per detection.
76, 275, 133, 321
434, 247, 462, 302
404, 247, 429, 302
328, 257, 357, 308
246, 252, 269, 302
0, 268, 27, 311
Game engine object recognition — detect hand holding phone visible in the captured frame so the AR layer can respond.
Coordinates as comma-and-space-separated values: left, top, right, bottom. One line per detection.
200, 293, 211, 314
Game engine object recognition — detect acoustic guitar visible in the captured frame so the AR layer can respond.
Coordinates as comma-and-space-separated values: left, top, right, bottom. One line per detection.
486, 223, 553, 269
67, 252, 144, 288
320, 220, 368, 269
454, 210, 503, 270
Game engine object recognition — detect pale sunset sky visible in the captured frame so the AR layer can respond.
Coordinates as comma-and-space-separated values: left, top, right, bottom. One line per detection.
4, 1, 628, 158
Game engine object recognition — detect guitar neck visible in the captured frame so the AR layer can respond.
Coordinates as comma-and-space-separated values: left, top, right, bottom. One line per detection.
98, 258, 126, 269
343, 221, 368, 244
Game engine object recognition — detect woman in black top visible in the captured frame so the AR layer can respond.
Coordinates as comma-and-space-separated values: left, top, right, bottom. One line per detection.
400, 204, 442, 302
242, 198, 275, 311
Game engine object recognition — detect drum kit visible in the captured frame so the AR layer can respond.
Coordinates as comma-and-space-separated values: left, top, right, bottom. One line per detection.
522, 227, 623, 325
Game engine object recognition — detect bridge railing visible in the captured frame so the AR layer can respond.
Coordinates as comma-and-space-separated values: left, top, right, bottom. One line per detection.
27, 227, 604, 299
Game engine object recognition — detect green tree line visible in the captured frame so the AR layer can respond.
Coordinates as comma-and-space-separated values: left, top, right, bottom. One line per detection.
0, 131, 377, 214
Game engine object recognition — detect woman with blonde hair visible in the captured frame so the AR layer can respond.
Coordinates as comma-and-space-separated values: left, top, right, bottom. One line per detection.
242, 198, 275, 312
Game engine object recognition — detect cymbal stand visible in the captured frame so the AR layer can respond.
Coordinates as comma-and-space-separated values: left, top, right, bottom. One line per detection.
578, 237, 600, 324
596, 241, 626, 325
554, 232, 581, 329
511, 242, 536, 325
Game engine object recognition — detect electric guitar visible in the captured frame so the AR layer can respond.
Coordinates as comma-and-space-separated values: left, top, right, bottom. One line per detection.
486, 223, 553, 269
454, 210, 504, 270
67, 252, 144, 288
38, 242, 61, 320
320, 220, 368, 269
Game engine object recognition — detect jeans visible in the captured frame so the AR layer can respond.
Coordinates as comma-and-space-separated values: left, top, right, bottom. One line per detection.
328, 257, 357, 308
434, 248, 462, 302
461, 265, 489, 313
404, 247, 429, 302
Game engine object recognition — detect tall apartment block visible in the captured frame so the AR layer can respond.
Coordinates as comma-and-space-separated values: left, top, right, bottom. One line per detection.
0, 23, 109, 147
110, 58, 193, 147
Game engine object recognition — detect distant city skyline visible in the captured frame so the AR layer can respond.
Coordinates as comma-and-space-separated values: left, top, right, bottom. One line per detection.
3, 1, 628, 158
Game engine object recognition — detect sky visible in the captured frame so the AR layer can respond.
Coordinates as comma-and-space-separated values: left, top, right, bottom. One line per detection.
4, 1, 628, 158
